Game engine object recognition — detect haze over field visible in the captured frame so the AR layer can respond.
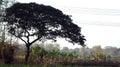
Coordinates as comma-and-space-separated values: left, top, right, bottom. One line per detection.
17, 0, 120, 48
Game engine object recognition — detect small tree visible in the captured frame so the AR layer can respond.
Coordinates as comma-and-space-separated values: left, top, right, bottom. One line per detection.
4, 3, 86, 62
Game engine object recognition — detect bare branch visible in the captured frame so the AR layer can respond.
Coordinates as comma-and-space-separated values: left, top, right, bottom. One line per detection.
30, 36, 41, 45
13, 34, 27, 44
18, 37, 27, 44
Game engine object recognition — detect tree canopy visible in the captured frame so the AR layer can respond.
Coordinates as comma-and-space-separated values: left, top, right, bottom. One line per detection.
4, 2, 86, 61
4, 2, 85, 45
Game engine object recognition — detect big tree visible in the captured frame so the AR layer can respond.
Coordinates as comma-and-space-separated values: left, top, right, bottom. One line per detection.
4, 3, 86, 62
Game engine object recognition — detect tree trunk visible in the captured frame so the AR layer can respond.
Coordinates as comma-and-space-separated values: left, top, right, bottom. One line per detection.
25, 44, 30, 62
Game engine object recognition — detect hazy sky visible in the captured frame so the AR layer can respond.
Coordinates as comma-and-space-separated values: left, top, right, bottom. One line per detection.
17, 0, 120, 48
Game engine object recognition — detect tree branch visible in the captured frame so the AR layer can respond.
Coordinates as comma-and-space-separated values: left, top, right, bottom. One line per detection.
13, 34, 27, 44
19, 37, 27, 44
30, 36, 41, 46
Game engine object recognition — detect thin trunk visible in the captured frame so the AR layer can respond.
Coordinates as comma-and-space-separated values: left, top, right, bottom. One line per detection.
1, 32, 5, 45
25, 44, 30, 62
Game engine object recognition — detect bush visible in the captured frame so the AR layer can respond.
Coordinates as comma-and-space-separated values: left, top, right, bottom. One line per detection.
29, 45, 47, 63
0, 42, 17, 64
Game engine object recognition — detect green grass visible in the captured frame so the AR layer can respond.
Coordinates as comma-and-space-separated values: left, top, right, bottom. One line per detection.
0, 64, 29, 67
0, 64, 115, 67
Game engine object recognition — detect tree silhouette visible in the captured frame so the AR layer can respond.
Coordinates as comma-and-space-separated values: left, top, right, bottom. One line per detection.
4, 3, 86, 62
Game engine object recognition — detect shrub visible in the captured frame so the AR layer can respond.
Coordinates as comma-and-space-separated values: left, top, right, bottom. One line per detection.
0, 42, 17, 64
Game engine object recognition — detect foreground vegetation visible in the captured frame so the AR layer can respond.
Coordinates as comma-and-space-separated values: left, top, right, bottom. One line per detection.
0, 42, 120, 67
0, 64, 116, 67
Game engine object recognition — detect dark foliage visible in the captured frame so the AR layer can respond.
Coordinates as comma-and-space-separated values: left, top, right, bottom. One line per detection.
4, 2, 86, 62
59, 60, 120, 67
0, 43, 16, 64
0, 0, 2, 5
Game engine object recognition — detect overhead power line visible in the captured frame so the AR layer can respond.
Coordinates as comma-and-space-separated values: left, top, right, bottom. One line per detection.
58, 6, 120, 16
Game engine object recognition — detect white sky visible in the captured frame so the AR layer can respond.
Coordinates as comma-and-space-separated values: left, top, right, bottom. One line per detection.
17, 0, 120, 48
